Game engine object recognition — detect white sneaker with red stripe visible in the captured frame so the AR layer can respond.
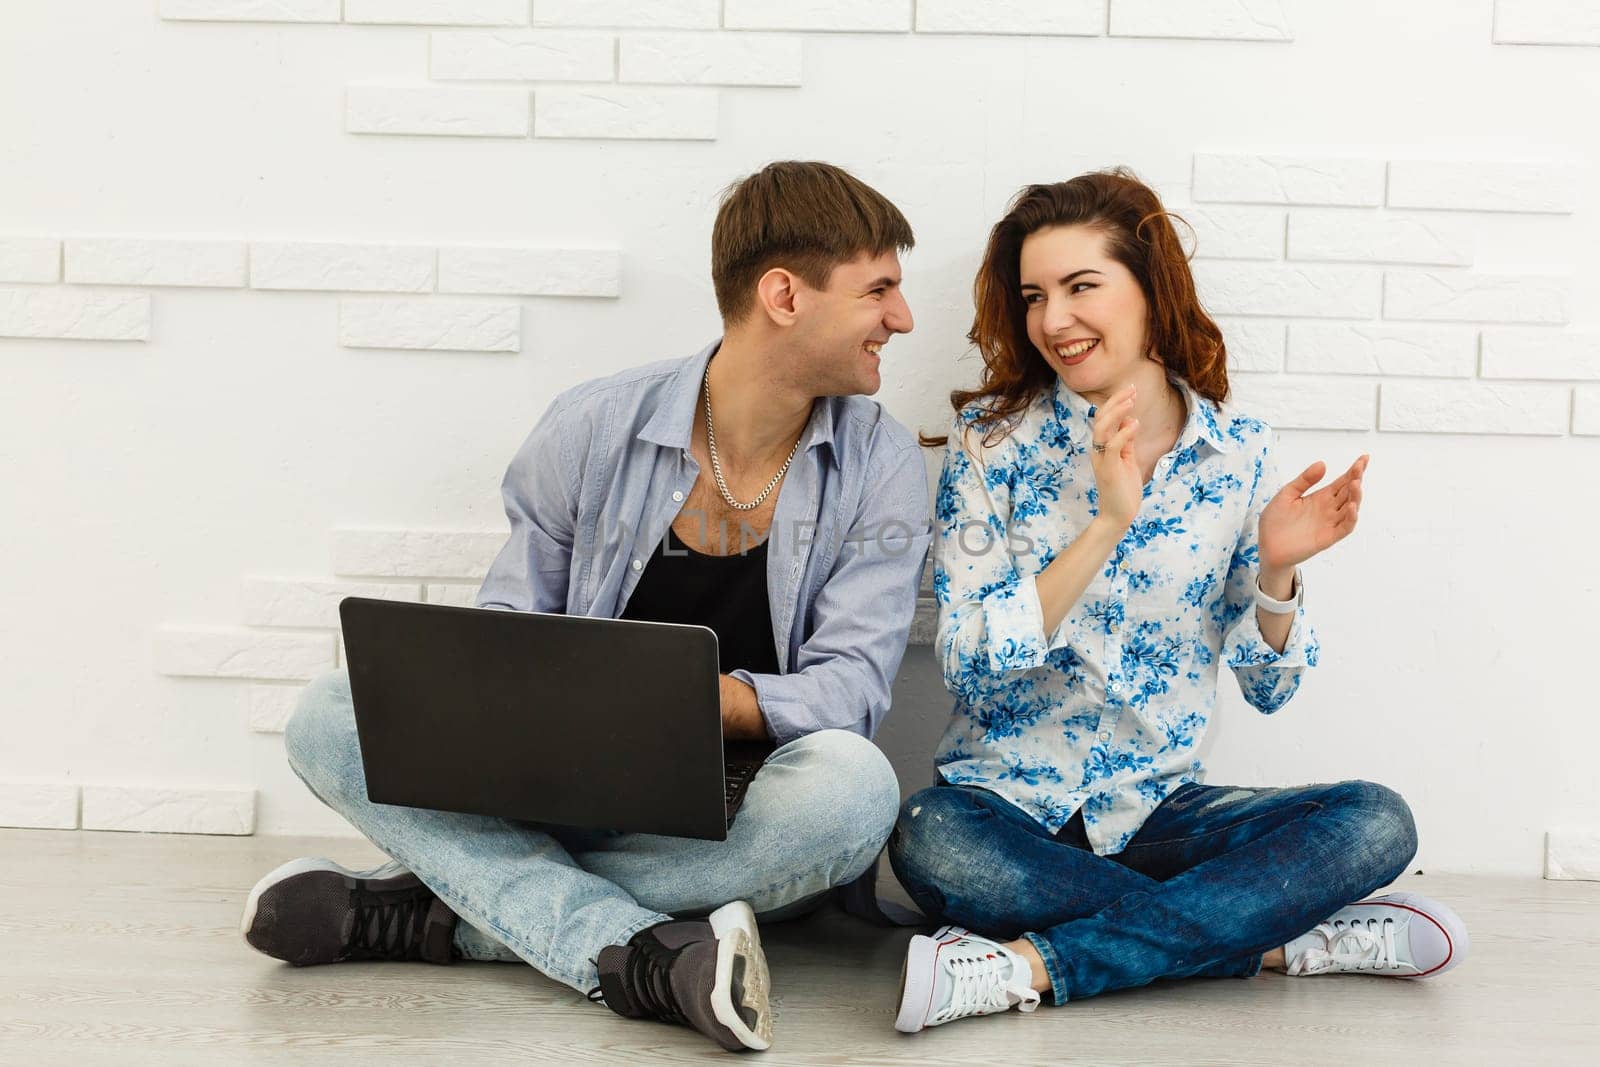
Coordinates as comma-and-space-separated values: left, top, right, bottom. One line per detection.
895, 925, 1041, 1033
1284, 892, 1467, 978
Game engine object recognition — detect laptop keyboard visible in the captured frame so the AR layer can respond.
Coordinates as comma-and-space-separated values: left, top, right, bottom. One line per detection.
723, 759, 760, 806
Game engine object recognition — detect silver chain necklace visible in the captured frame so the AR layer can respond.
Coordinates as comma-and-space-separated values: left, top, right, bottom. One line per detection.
702, 364, 802, 512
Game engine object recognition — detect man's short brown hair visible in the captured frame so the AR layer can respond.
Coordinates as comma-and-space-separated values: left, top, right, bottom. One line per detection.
711, 161, 915, 325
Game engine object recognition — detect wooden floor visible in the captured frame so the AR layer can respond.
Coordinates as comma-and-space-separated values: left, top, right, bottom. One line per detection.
2, 829, 1596, 1065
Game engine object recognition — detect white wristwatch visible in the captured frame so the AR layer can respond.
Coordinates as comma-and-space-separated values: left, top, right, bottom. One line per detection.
1254, 568, 1302, 615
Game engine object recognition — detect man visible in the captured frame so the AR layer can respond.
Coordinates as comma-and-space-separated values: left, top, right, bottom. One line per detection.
241, 161, 931, 1053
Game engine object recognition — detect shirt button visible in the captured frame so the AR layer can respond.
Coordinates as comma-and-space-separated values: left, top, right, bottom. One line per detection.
1109, 682, 1122, 693
1098, 731, 1112, 743
1109, 622, 1120, 634
672, 491, 684, 502
632, 559, 643, 572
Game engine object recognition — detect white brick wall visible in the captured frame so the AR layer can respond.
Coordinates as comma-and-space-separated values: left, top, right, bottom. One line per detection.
1193, 262, 1382, 319
0, 238, 61, 283
1387, 160, 1578, 214
0, 782, 80, 830
915, 0, 1104, 36
430, 32, 616, 82
346, 85, 531, 137
1575, 389, 1600, 435
1481, 330, 1600, 380
425, 583, 483, 607
1287, 211, 1473, 266
725, 0, 913, 32
241, 578, 424, 629
1494, 1, 1600, 46
0, 288, 150, 341
534, 0, 722, 29
161, 0, 339, 22
1380, 380, 1570, 435
250, 242, 436, 293
534, 87, 720, 140
1193, 154, 1385, 206
1217, 318, 1285, 373
620, 34, 804, 87
438, 246, 621, 296
82, 786, 256, 835
1384, 272, 1569, 324
1287, 323, 1477, 378
331, 529, 506, 579
1183, 207, 1285, 260
155, 627, 336, 681
248, 684, 305, 734
339, 298, 522, 352
346, 1, 529, 26
1111, 0, 1292, 41
65, 238, 248, 288
1228, 377, 1377, 430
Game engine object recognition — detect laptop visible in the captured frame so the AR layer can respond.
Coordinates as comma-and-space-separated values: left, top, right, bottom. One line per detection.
338, 596, 773, 842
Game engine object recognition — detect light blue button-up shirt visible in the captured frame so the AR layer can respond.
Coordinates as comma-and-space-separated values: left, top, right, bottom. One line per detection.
931, 374, 1320, 855
476, 340, 933, 745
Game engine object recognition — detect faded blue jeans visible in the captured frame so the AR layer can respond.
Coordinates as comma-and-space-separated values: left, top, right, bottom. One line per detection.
283, 669, 902, 993
888, 779, 1418, 1003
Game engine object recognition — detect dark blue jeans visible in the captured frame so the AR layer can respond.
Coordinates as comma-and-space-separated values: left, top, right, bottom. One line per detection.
888, 780, 1418, 1004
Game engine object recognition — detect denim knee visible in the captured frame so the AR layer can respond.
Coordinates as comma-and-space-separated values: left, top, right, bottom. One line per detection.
282, 669, 358, 791
1327, 779, 1419, 883
886, 786, 975, 914
781, 729, 901, 860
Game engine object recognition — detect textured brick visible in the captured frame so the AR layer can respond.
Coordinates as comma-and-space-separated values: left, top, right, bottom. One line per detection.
346, 0, 528, 25
82, 786, 256, 836
620, 34, 803, 86
1495, 1, 1600, 46
1288, 323, 1476, 378
0, 288, 149, 341
1194, 262, 1381, 319
438, 246, 619, 296
0, 238, 60, 283
1288, 212, 1472, 266
1183, 207, 1285, 260
915, 0, 1104, 36
1218, 318, 1285, 372
1387, 159, 1577, 214
1380, 380, 1568, 435
248, 684, 305, 734
155, 627, 335, 681
65, 238, 248, 288
332, 529, 507, 579
1481, 330, 1600, 380
347, 86, 529, 137
161, 0, 339, 21
1230, 377, 1376, 430
534, 0, 720, 28
0, 782, 80, 830
724, 0, 912, 32
535, 87, 718, 140
1193, 154, 1384, 206
431, 31, 614, 81
1575, 388, 1600, 435
1111, 0, 1291, 41
250, 242, 435, 293
339, 298, 521, 352
909, 597, 938, 646
1546, 831, 1600, 880
425, 583, 483, 608
241, 578, 424, 629
1384, 272, 1568, 325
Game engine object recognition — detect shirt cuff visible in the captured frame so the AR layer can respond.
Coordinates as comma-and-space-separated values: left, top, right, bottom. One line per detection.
728, 668, 818, 747
1223, 572, 1319, 669
980, 572, 1051, 674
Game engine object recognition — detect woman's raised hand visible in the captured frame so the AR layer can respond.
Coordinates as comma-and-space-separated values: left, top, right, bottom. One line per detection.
1089, 385, 1144, 531
1258, 454, 1370, 571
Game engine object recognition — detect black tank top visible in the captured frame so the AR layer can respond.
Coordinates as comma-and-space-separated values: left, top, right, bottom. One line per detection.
619, 524, 781, 676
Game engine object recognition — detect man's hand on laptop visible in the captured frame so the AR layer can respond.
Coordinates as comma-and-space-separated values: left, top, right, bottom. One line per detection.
718, 675, 768, 740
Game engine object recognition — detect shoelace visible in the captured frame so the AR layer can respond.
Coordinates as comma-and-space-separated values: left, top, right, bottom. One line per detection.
593, 938, 688, 1025
1290, 918, 1399, 975
932, 946, 1035, 1024
346, 891, 426, 961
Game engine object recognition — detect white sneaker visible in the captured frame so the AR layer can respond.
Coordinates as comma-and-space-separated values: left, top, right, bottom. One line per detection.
1284, 892, 1468, 978
895, 925, 1041, 1033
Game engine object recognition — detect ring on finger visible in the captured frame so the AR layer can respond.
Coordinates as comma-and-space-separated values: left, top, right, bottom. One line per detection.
1092, 441, 1107, 454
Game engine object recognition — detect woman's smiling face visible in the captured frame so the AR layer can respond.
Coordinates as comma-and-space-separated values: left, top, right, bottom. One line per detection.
1019, 224, 1153, 391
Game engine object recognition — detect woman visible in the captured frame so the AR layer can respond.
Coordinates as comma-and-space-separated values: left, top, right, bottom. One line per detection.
888, 169, 1466, 1032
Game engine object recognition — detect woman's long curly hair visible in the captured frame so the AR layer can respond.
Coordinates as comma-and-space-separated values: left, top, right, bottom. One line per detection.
924, 168, 1230, 448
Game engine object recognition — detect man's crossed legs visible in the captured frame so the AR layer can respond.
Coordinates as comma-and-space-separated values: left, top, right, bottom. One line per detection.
242, 669, 901, 1051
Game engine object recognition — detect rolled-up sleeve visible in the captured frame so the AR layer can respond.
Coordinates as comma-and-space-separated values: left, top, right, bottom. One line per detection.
1219, 427, 1320, 714
730, 430, 932, 744
476, 397, 578, 615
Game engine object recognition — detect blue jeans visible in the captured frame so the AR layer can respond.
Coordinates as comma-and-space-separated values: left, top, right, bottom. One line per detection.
888, 779, 1418, 1003
283, 669, 901, 993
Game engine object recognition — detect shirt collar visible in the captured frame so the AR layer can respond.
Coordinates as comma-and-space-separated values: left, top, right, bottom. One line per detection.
1048, 373, 1232, 456
637, 338, 841, 469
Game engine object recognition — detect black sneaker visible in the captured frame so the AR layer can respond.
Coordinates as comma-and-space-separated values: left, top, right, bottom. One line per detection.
241, 857, 457, 967
593, 900, 772, 1052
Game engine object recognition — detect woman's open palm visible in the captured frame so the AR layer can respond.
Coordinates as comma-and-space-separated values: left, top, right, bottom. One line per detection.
1257, 455, 1369, 572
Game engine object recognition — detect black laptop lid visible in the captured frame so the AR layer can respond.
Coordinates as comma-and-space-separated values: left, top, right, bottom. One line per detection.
338, 597, 730, 840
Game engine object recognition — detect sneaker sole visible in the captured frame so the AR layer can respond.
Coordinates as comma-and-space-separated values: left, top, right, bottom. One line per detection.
707, 900, 772, 1051
1365, 891, 1470, 978
240, 856, 411, 960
